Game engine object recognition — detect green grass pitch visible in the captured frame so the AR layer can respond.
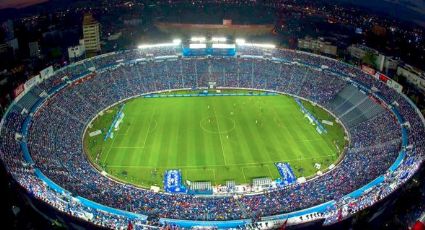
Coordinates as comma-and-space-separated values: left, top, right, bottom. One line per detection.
84, 90, 346, 188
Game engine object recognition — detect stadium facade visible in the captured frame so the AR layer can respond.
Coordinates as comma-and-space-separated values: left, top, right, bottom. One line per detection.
0, 39, 424, 229
155, 21, 274, 37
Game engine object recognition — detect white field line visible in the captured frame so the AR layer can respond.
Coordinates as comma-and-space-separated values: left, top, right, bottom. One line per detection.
138, 111, 156, 154
212, 105, 228, 165
103, 133, 118, 165
267, 165, 274, 179
116, 115, 137, 136
241, 167, 247, 181
103, 112, 136, 163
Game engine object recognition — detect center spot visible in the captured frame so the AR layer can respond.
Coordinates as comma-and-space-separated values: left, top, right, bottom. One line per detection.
200, 116, 236, 134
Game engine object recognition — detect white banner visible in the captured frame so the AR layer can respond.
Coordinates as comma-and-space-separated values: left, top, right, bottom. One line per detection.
386, 79, 403, 93
322, 120, 334, 126
89, 130, 102, 137
24, 75, 40, 90
40, 66, 54, 80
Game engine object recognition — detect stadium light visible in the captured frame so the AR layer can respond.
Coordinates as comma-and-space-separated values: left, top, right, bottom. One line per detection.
212, 43, 236, 49
138, 40, 182, 49
235, 38, 246, 45
172, 39, 182, 45
236, 42, 275, 49
138, 44, 165, 49
138, 44, 151, 49
190, 37, 206, 42
189, 43, 207, 49
249, 43, 276, 49
235, 38, 275, 48
211, 37, 227, 42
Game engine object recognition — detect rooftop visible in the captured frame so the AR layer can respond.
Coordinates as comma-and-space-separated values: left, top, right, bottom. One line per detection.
83, 13, 98, 26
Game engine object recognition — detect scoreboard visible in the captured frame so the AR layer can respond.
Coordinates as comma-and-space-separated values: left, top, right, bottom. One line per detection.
182, 43, 236, 57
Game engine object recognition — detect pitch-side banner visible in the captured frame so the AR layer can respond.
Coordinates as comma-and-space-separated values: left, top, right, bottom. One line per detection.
375, 72, 389, 83
40, 66, 54, 80
375, 72, 403, 93
24, 75, 40, 90
13, 84, 25, 98
362, 65, 376, 76
386, 78, 403, 93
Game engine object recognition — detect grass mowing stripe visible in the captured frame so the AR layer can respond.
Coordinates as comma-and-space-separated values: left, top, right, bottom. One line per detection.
259, 100, 285, 164
271, 100, 304, 160
84, 90, 346, 188
168, 103, 180, 167
131, 108, 152, 166
231, 100, 255, 166
106, 154, 337, 168
176, 100, 188, 167
212, 100, 228, 165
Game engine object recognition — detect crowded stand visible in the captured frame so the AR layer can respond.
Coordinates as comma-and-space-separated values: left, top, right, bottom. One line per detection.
0, 44, 424, 229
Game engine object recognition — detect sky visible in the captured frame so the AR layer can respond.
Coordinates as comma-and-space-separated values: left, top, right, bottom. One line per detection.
380, 0, 425, 14
339, 0, 425, 27
0, 0, 47, 9
0, 0, 424, 26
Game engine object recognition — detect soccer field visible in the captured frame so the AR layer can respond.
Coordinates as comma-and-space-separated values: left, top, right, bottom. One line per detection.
84, 90, 346, 188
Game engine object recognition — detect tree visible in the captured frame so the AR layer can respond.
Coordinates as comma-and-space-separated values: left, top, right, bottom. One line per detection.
362, 52, 377, 69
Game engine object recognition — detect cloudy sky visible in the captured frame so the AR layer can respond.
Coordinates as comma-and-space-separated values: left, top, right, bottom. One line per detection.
0, 0, 47, 9
381, 0, 425, 14
339, 0, 425, 26
0, 0, 424, 26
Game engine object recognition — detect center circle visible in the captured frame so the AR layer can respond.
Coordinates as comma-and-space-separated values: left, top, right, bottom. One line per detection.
200, 116, 236, 134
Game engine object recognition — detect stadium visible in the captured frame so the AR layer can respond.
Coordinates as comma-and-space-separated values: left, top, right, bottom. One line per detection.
0, 38, 424, 229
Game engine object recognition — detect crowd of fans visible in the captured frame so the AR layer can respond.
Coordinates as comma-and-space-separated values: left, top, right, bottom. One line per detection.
323, 149, 424, 225
0, 46, 423, 228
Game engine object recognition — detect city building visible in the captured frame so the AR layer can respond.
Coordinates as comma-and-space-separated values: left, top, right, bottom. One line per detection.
347, 44, 400, 73
68, 39, 86, 61
0, 43, 8, 53
28, 41, 40, 58
107, 32, 122, 41
5, 38, 18, 54
383, 56, 401, 74
1, 20, 14, 41
371, 24, 387, 37
0, 43, 14, 69
123, 19, 143, 26
397, 64, 425, 92
298, 37, 337, 56
82, 13, 101, 55
348, 44, 379, 60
